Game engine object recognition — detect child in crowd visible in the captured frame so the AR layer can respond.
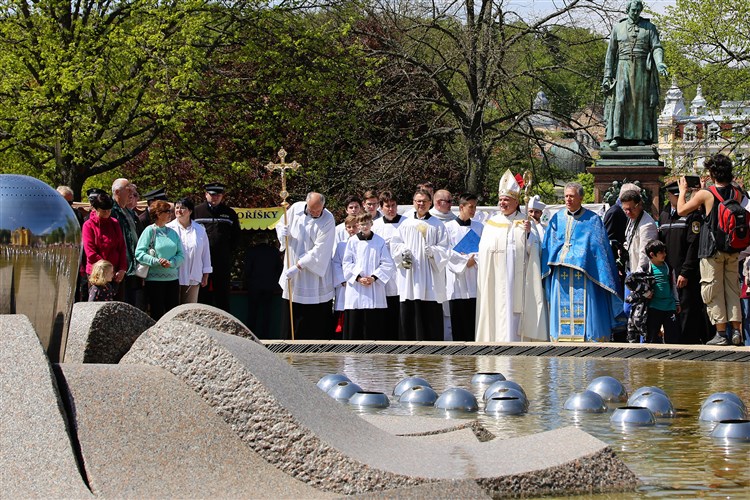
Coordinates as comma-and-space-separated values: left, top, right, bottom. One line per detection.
342, 213, 395, 340
645, 240, 681, 343
88, 259, 117, 302
332, 215, 359, 338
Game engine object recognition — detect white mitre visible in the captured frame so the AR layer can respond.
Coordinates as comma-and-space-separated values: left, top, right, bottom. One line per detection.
498, 169, 521, 200
528, 194, 546, 210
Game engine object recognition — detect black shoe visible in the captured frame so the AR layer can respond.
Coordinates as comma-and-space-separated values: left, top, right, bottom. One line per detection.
706, 333, 729, 346
731, 329, 743, 346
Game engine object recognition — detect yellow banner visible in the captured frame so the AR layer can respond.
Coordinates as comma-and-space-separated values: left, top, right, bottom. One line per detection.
233, 207, 284, 230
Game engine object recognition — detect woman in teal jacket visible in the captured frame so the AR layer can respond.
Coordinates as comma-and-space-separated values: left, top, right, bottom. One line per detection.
136, 200, 184, 319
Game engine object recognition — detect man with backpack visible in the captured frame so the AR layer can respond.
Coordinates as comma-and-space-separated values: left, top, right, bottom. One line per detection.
678, 154, 749, 346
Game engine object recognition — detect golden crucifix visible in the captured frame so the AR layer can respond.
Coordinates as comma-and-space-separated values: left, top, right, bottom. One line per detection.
265, 148, 301, 340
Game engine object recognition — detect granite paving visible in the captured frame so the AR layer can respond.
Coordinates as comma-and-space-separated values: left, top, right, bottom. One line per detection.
121, 319, 638, 497
157, 302, 261, 343
57, 363, 333, 499
0, 315, 92, 498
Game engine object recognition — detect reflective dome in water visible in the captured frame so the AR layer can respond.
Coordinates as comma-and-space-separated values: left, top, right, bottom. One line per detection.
471, 372, 506, 385
564, 391, 608, 413
701, 392, 747, 413
629, 392, 676, 418
483, 380, 526, 401
393, 376, 432, 397
435, 388, 478, 412
628, 386, 668, 404
327, 381, 362, 401
587, 376, 628, 402
349, 391, 390, 408
0, 174, 81, 362
699, 400, 747, 422
398, 385, 438, 406
485, 387, 528, 409
710, 420, 750, 441
610, 406, 656, 426
485, 397, 527, 415
317, 373, 351, 392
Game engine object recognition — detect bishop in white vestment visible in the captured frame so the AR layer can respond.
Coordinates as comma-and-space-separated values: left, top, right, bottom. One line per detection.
476, 171, 548, 342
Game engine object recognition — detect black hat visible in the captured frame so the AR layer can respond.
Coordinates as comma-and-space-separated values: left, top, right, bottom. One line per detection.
665, 181, 679, 195
86, 188, 107, 200
204, 182, 226, 195
143, 187, 168, 203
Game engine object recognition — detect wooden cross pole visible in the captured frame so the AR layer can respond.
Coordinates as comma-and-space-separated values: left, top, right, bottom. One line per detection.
265, 148, 301, 340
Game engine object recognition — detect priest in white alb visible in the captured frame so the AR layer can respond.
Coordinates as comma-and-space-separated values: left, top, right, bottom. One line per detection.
391, 189, 451, 341
476, 170, 548, 342
276, 192, 336, 339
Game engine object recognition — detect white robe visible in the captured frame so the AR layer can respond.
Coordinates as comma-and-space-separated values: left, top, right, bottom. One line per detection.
475, 211, 548, 342
391, 215, 450, 303
445, 219, 484, 300
342, 233, 395, 309
332, 240, 348, 311
333, 222, 349, 249
372, 215, 405, 297
276, 202, 335, 304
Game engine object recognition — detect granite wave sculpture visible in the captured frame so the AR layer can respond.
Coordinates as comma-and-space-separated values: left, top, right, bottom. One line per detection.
121, 319, 639, 497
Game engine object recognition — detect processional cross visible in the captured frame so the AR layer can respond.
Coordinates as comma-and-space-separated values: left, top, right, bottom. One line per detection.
265, 148, 301, 339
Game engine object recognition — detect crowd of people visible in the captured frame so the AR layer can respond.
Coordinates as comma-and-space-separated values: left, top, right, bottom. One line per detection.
60, 153, 750, 346
61, 179, 238, 321
275, 154, 750, 347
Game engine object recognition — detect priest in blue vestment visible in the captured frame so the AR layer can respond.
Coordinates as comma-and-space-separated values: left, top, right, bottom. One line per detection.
542, 183, 624, 342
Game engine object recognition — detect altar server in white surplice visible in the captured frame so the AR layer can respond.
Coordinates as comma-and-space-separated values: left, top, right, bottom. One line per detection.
476, 171, 548, 343
276, 192, 335, 339
371, 191, 405, 340
332, 215, 358, 337
342, 213, 395, 340
445, 193, 484, 341
333, 195, 362, 247
391, 189, 450, 341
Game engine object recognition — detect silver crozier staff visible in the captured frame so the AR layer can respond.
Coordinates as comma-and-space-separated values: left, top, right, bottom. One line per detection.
265, 148, 301, 340
518, 170, 533, 342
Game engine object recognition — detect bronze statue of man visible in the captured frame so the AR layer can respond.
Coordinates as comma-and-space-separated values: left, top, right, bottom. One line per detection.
602, 0, 668, 149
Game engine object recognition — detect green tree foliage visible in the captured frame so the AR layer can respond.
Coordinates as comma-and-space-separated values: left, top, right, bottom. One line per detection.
0, 0, 212, 199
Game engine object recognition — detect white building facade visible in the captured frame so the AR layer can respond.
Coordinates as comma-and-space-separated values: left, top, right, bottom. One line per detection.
658, 79, 749, 174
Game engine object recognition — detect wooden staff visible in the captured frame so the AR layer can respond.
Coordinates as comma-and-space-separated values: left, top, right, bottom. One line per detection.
265, 148, 301, 340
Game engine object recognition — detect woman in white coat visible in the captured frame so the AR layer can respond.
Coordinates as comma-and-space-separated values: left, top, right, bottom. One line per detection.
167, 197, 213, 304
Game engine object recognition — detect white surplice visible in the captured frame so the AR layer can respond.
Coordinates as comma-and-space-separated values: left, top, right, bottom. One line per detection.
276, 201, 335, 304
390, 214, 450, 303
332, 239, 349, 311
444, 219, 484, 300
475, 211, 548, 342
372, 215, 405, 297
342, 233, 395, 309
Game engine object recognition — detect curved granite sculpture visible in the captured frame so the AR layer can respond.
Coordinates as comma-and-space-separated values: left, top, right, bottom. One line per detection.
66, 301, 155, 363
121, 320, 638, 497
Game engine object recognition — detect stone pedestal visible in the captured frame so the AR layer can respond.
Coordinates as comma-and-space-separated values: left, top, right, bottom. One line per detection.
588, 146, 667, 217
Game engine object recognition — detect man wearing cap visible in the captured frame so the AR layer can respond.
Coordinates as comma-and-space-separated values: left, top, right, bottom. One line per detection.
476, 171, 547, 342
542, 182, 623, 342
138, 187, 169, 227
659, 180, 709, 343
194, 182, 240, 312
527, 194, 547, 240
110, 178, 144, 308
276, 192, 336, 339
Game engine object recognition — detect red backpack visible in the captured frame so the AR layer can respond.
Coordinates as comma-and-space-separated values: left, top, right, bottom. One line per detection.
709, 185, 750, 252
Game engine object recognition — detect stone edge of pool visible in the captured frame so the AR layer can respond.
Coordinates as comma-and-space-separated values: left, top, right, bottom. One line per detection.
265, 340, 750, 362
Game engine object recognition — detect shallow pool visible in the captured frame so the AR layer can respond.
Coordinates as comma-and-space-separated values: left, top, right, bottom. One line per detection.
283, 353, 750, 499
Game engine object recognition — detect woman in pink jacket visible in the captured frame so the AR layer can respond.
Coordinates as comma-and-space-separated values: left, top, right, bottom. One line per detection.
82, 192, 127, 285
